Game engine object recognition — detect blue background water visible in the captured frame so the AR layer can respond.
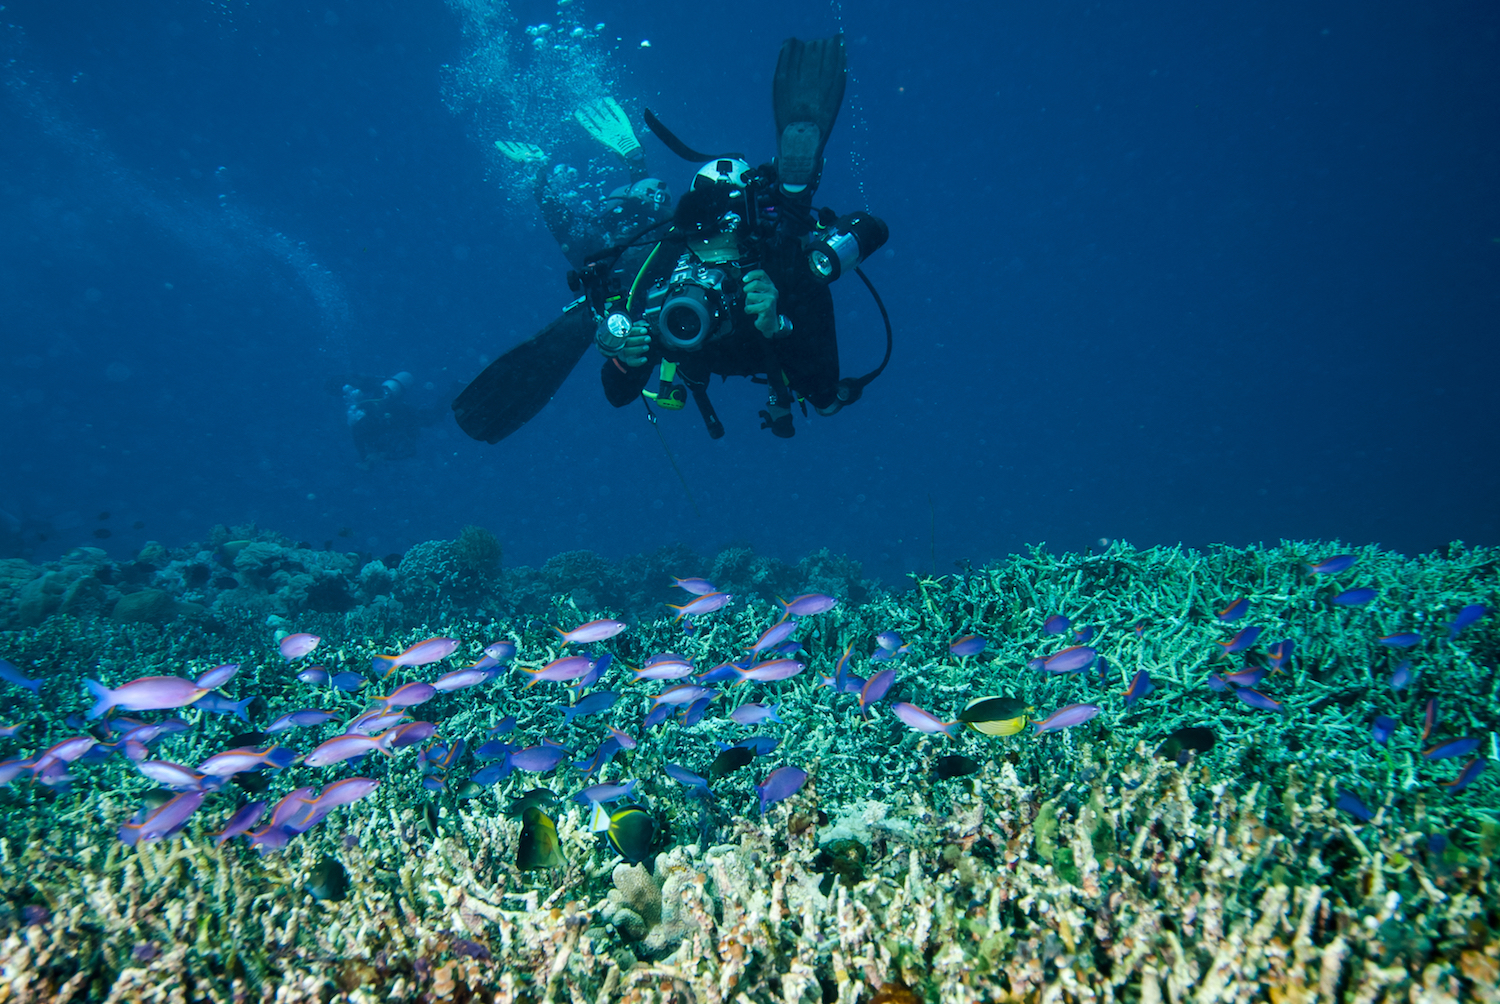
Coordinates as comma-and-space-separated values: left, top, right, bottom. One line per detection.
2, 0, 1496, 581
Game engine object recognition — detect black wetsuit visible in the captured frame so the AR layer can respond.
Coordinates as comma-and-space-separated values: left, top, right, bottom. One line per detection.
600, 235, 839, 414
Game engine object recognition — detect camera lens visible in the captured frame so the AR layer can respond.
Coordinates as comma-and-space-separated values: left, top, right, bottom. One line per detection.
665, 305, 701, 342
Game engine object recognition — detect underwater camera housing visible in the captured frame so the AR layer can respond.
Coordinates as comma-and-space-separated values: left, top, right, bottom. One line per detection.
643, 254, 736, 352
807, 211, 889, 283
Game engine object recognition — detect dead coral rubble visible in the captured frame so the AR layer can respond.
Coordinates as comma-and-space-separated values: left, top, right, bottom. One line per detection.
1, 750, 1495, 1004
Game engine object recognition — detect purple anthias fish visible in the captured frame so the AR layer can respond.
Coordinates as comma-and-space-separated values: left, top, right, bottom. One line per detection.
266, 709, 339, 733
297, 667, 330, 686
303, 733, 392, 768
1232, 687, 1283, 712
298, 777, 380, 823
509, 744, 570, 773
278, 633, 321, 660
383, 721, 437, 748
729, 702, 782, 726
347, 709, 408, 735
1266, 639, 1295, 669
520, 656, 594, 687
374, 682, 437, 709
1440, 758, 1486, 793
85, 676, 209, 720
1307, 554, 1358, 575
891, 702, 956, 737
484, 641, 518, 662
1217, 626, 1262, 656
668, 592, 734, 620
214, 801, 267, 845
1043, 614, 1070, 636
573, 779, 637, 805
860, 670, 896, 715
699, 662, 745, 685
671, 576, 719, 596
489, 715, 518, 735
1217, 598, 1249, 622
555, 619, 627, 644
1334, 790, 1373, 822
574, 738, 621, 777
1378, 632, 1421, 648
949, 635, 988, 658
1206, 673, 1230, 692
731, 735, 780, 756
1041, 646, 1097, 675
0, 659, 43, 695
1371, 715, 1396, 745
749, 618, 798, 654
1449, 604, 1487, 639
1425, 737, 1481, 761
1389, 662, 1415, 692
607, 726, 636, 750
120, 791, 205, 846
634, 660, 696, 681
136, 760, 209, 791
1033, 704, 1101, 733
432, 666, 500, 692
876, 630, 904, 652
779, 593, 838, 617
0, 723, 23, 739
735, 659, 805, 683
755, 765, 808, 815
197, 745, 296, 777
641, 704, 671, 729
652, 684, 717, 708
371, 637, 459, 679
194, 664, 240, 690
1221, 667, 1269, 688
193, 692, 255, 722
561, 690, 620, 726
1124, 670, 1154, 705
1331, 588, 1377, 606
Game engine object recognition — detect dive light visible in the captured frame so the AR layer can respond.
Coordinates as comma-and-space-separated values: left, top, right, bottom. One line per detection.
807, 212, 889, 283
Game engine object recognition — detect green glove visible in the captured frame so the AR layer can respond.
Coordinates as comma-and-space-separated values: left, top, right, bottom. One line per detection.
493, 140, 548, 165
573, 97, 641, 159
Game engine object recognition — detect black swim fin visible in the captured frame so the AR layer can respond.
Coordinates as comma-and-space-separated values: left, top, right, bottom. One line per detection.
772, 34, 847, 193
452, 302, 596, 444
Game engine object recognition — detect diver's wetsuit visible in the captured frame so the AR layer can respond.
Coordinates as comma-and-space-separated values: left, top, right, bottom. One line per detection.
599, 235, 839, 412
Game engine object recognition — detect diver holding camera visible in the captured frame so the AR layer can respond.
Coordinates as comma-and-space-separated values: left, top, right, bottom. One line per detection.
452, 34, 892, 444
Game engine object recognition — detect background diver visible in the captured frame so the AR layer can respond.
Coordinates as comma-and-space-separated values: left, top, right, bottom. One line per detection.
453, 34, 892, 445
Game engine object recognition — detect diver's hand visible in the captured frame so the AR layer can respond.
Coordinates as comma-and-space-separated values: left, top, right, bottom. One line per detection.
619, 319, 652, 367
742, 270, 780, 337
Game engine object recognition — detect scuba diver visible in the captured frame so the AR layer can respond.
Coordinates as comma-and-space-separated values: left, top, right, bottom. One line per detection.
331, 372, 445, 466
453, 35, 891, 445
493, 96, 673, 273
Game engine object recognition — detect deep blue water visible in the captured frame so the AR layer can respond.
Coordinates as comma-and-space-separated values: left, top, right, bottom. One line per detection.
3, 0, 1497, 581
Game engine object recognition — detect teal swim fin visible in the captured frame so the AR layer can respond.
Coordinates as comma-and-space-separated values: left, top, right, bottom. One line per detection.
772, 34, 847, 194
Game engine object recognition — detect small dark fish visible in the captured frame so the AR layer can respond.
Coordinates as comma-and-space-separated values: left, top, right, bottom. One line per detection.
1377, 632, 1420, 649
606, 805, 655, 863
505, 788, 561, 818
517, 807, 565, 870
1449, 604, 1487, 639
1042, 614, 1070, 636
1124, 669, 1154, 705
1331, 588, 1377, 606
308, 857, 349, 901
1370, 715, 1396, 745
452, 939, 491, 961
1439, 758, 1486, 793
1424, 737, 1480, 761
1217, 625, 1262, 656
93, 528, 112, 539
930, 754, 980, 780
1155, 726, 1216, 763
708, 746, 754, 782
1307, 554, 1357, 575
1334, 790, 1373, 823
1217, 597, 1249, 622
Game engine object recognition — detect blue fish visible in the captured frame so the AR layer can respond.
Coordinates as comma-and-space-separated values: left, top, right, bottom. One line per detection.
734, 735, 780, 756
1439, 758, 1486, 793
1370, 715, 1396, 745
469, 762, 509, 786
1424, 737, 1480, 761
475, 739, 519, 760
569, 653, 611, 692
573, 738, 621, 777
573, 779, 638, 805
679, 695, 714, 727
1335, 790, 1373, 822
510, 745, 570, 773
1377, 632, 1421, 648
488, 715, 518, 735
0, 659, 42, 695
331, 672, 366, 692
1124, 669, 1154, 705
1306, 554, 1358, 575
1388, 662, 1414, 691
192, 693, 255, 723
560, 690, 620, 726
1449, 604, 1486, 639
1043, 614, 1070, 636
1217, 598, 1249, 622
641, 704, 670, 729
1331, 588, 1377, 606
663, 762, 711, 798
1216, 625, 1262, 656
696, 662, 743, 685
